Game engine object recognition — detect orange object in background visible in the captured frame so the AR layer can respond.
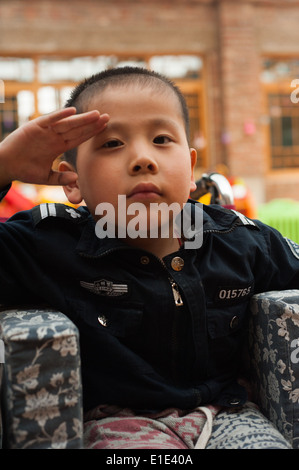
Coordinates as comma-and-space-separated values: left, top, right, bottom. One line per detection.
228, 176, 257, 219
0, 182, 35, 219
193, 170, 257, 219
210, 164, 256, 218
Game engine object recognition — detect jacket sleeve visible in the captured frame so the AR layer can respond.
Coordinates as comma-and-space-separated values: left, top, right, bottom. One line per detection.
255, 220, 299, 292
0, 203, 42, 306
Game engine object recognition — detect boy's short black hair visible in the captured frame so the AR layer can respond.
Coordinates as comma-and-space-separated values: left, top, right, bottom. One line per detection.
63, 66, 190, 167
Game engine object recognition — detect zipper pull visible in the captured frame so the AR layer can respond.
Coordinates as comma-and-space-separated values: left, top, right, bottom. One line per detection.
170, 280, 184, 307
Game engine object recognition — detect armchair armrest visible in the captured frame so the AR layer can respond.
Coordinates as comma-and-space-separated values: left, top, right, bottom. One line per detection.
248, 290, 299, 449
0, 308, 83, 449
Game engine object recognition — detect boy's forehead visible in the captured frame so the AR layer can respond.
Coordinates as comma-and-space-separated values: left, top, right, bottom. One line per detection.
86, 81, 181, 113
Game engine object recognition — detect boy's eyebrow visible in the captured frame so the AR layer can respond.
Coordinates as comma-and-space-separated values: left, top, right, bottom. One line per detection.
102, 117, 182, 133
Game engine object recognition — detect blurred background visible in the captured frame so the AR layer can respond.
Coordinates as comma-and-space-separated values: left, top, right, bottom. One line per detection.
1, 0, 299, 239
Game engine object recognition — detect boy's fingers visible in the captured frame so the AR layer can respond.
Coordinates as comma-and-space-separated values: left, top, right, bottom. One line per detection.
39, 107, 77, 126
62, 118, 108, 148
49, 110, 107, 134
38, 108, 106, 135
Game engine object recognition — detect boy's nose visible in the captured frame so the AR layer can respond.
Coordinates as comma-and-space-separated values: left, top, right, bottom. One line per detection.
129, 154, 158, 174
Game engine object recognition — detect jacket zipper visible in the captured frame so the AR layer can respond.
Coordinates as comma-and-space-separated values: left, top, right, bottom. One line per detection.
151, 256, 185, 383
170, 279, 184, 306
152, 254, 184, 307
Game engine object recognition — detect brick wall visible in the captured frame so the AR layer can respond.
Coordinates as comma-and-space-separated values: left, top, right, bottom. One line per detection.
0, 0, 217, 54
218, 0, 265, 178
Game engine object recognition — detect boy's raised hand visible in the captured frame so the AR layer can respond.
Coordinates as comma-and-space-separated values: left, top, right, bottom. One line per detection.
0, 107, 109, 188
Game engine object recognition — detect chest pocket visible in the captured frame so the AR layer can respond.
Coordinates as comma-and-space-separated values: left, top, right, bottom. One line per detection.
97, 301, 144, 338
206, 281, 253, 338
207, 302, 249, 339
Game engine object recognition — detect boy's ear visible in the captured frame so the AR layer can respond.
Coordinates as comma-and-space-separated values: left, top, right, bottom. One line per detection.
189, 148, 197, 193
58, 161, 83, 205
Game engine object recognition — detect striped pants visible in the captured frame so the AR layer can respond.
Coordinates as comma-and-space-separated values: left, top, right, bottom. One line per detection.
83, 402, 291, 449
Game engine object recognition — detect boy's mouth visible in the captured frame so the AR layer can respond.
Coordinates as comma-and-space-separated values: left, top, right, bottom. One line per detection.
128, 183, 161, 200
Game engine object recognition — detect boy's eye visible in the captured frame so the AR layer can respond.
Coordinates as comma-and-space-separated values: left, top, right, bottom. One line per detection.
103, 139, 123, 148
153, 135, 171, 144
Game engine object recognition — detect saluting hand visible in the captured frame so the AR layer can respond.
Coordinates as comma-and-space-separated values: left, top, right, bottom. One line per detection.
0, 107, 109, 188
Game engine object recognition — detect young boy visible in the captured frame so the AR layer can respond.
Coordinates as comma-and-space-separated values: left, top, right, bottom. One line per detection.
0, 67, 297, 449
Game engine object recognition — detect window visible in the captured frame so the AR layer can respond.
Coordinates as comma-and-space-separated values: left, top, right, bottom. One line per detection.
0, 57, 34, 82
0, 95, 18, 140
268, 93, 299, 168
0, 54, 206, 168
262, 58, 299, 84
262, 57, 299, 170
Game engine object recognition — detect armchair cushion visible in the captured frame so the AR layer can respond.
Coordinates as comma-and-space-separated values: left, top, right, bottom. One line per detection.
0, 308, 83, 449
249, 290, 299, 449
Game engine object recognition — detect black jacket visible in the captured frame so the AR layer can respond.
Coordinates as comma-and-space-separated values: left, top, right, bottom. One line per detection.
1, 186, 299, 412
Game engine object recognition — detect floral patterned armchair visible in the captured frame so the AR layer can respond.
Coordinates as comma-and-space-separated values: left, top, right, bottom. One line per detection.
0, 308, 83, 449
248, 290, 299, 449
0, 290, 299, 449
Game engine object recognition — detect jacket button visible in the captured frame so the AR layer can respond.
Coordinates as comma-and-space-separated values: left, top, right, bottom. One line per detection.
98, 315, 108, 327
171, 256, 184, 271
230, 315, 239, 330
140, 256, 150, 265
229, 398, 241, 406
